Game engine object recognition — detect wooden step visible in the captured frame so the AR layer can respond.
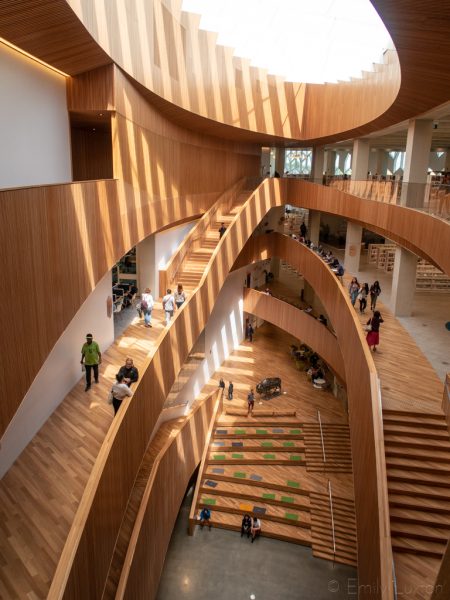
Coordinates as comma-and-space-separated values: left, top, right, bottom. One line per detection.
217, 421, 304, 427
383, 418, 449, 432
383, 435, 450, 451
198, 498, 311, 530
386, 456, 450, 475
194, 509, 311, 546
383, 425, 450, 441
383, 409, 446, 421
392, 538, 445, 559
390, 521, 450, 543
385, 448, 450, 463
203, 472, 310, 496
387, 469, 450, 488
388, 488, 450, 504
312, 548, 357, 567
389, 507, 450, 529
199, 486, 311, 512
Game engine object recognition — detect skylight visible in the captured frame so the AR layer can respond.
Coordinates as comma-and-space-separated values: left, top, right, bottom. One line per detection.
182, 0, 393, 84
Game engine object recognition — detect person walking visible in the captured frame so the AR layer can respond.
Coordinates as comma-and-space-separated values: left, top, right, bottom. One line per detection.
366, 310, 384, 352
218, 223, 226, 238
247, 388, 255, 416
174, 283, 186, 309
300, 220, 307, 239
370, 281, 381, 311
141, 287, 154, 328
80, 333, 102, 392
358, 283, 369, 314
110, 372, 133, 415
228, 381, 234, 400
219, 378, 225, 390
162, 288, 175, 326
246, 321, 254, 342
348, 277, 360, 306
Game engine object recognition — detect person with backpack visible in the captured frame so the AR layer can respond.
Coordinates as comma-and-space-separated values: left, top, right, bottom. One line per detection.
140, 287, 154, 328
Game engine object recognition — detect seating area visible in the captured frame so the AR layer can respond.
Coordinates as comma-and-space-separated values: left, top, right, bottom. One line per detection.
188, 324, 356, 568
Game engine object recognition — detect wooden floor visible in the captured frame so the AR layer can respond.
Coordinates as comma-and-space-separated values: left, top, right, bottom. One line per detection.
191, 323, 357, 568
354, 298, 449, 600
0, 192, 251, 599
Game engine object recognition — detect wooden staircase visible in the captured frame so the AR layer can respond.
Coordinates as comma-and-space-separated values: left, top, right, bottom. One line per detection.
303, 423, 353, 473
191, 416, 357, 567
383, 409, 450, 561
310, 491, 357, 567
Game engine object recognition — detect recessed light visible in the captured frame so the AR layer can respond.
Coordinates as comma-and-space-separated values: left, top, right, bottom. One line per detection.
99, 113, 103, 117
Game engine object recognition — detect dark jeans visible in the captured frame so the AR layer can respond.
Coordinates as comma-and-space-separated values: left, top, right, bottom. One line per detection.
112, 397, 122, 415
85, 364, 99, 387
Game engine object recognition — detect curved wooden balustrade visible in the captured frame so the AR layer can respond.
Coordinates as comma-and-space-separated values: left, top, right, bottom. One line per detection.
48, 179, 394, 599
0, 66, 260, 437
47, 179, 282, 599
233, 232, 393, 599
0, 179, 208, 438
242, 288, 345, 382
159, 177, 246, 295
113, 388, 221, 600
286, 180, 450, 277
2, 1, 450, 145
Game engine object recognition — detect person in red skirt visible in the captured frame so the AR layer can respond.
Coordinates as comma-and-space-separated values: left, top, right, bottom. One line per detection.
366, 311, 384, 351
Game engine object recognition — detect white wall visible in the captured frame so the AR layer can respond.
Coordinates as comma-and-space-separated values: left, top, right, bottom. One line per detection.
0, 42, 71, 189
172, 263, 270, 410
0, 271, 115, 477
137, 221, 197, 297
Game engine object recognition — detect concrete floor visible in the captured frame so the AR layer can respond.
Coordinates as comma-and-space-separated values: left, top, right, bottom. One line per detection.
156, 489, 357, 600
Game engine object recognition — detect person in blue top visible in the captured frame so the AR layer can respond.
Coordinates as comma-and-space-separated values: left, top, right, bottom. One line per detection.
199, 507, 212, 529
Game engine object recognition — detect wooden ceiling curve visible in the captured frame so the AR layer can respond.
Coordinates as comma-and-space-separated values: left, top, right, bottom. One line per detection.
1, 1, 450, 144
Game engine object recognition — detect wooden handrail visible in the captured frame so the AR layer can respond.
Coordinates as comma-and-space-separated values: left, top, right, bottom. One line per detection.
187, 388, 224, 535
114, 388, 220, 599
441, 373, 450, 432
328, 480, 337, 564
318, 410, 327, 467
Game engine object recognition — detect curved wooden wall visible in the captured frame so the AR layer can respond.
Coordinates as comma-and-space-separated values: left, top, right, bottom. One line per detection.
243, 288, 345, 381
286, 180, 450, 277
47, 180, 281, 600
48, 180, 392, 599
116, 389, 222, 599
1, 1, 449, 145
234, 233, 393, 599
0, 65, 259, 438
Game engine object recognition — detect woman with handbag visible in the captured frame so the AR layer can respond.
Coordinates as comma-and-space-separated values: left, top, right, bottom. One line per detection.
366, 311, 384, 352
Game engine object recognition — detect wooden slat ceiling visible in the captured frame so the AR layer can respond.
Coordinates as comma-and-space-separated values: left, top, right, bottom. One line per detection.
1, 0, 450, 146
0, 0, 111, 74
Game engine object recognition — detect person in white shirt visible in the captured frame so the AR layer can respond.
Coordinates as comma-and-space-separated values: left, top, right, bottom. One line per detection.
250, 517, 261, 543
174, 283, 186, 309
111, 373, 133, 416
162, 288, 175, 326
140, 287, 154, 328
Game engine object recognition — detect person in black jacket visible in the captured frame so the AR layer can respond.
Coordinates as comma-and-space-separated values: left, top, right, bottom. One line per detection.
117, 357, 139, 386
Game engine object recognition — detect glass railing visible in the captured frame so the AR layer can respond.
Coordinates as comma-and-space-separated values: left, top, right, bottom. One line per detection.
307, 177, 450, 220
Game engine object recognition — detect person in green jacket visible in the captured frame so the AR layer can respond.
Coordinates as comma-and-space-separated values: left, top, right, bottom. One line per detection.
80, 333, 102, 391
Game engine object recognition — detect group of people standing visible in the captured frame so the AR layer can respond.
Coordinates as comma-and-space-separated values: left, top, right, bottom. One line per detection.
348, 278, 384, 351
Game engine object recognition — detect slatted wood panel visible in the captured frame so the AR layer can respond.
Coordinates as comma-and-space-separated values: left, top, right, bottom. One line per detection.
0, 66, 259, 437
49, 179, 276, 598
